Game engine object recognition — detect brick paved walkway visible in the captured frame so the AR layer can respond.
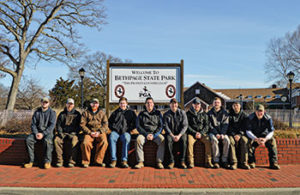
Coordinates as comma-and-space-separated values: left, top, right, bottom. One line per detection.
0, 165, 299, 188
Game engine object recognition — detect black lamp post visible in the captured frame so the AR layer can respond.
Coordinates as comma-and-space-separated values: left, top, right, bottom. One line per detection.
239, 94, 243, 110
79, 68, 85, 109
287, 71, 295, 128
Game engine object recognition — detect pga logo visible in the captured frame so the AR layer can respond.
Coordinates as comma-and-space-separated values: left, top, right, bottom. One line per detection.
139, 86, 151, 98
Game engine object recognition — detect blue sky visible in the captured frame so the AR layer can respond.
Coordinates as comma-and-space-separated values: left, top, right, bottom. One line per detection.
1, 0, 300, 91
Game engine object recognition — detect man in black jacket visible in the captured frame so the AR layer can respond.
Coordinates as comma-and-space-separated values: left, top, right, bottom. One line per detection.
24, 97, 56, 169
228, 102, 250, 170
186, 98, 213, 168
246, 104, 280, 170
134, 97, 164, 169
54, 98, 81, 168
108, 97, 136, 168
164, 98, 188, 169
208, 97, 230, 169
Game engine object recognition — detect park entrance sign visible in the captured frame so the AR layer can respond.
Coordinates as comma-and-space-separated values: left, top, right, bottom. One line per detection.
106, 60, 184, 114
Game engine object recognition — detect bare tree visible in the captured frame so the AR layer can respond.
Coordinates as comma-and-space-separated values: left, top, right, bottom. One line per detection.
265, 25, 300, 87
68, 51, 131, 105
16, 77, 47, 110
0, 0, 106, 110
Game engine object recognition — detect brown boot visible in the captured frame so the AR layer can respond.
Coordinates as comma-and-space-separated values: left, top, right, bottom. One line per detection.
44, 162, 51, 169
270, 162, 280, 170
188, 162, 194, 169
213, 162, 220, 169
134, 162, 144, 169
167, 162, 175, 169
180, 161, 187, 169
240, 164, 251, 170
205, 162, 214, 168
230, 163, 237, 170
109, 160, 117, 168
249, 162, 256, 169
24, 162, 33, 168
156, 162, 164, 169
121, 161, 129, 168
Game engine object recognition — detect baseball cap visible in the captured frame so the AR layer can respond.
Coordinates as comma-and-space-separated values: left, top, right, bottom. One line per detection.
170, 98, 178, 103
66, 98, 74, 104
91, 98, 99, 104
256, 104, 265, 111
41, 97, 49, 102
192, 97, 201, 104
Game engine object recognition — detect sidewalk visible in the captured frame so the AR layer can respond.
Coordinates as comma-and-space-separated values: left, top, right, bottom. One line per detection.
0, 165, 299, 188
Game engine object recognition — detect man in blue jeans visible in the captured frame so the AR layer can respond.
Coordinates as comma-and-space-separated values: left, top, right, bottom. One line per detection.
24, 97, 56, 169
108, 97, 137, 168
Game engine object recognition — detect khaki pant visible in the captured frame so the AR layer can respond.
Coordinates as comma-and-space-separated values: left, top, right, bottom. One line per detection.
54, 135, 79, 165
135, 134, 165, 163
229, 135, 248, 165
187, 134, 212, 164
81, 134, 108, 165
209, 133, 230, 163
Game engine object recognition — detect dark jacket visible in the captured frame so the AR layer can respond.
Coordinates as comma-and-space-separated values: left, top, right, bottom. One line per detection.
246, 112, 275, 138
136, 107, 163, 138
163, 108, 188, 136
56, 108, 81, 136
227, 109, 248, 136
31, 107, 56, 136
108, 107, 137, 134
186, 107, 209, 136
207, 107, 229, 135
80, 107, 109, 135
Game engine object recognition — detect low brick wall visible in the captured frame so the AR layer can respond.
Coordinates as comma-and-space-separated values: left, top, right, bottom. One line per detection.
0, 138, 299, 166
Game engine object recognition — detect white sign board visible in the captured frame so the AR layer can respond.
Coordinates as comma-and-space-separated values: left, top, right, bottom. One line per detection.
109, 66, 181, 103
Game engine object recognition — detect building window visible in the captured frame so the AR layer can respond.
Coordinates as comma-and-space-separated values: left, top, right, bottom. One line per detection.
246, 95, 253, 99
255, 95, 262, 98
274, 94, 281, 98
264, 95, 271, 99
195, 89, 200, 95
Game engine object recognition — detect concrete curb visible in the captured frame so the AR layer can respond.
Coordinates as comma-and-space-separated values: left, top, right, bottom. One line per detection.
1, 187, 300, 195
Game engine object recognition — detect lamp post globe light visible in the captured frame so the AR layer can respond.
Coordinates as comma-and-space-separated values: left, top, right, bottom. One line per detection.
79, 68, 85, 109
287, 71, 295, 128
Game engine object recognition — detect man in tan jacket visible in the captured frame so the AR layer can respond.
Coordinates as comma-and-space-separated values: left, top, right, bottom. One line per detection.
80, 98, 109, 168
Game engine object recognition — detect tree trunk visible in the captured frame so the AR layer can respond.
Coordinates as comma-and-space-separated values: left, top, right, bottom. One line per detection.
6, 71, 23, 111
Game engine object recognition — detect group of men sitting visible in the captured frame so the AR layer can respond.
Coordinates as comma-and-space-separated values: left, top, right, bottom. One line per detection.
24, 96, 280, 170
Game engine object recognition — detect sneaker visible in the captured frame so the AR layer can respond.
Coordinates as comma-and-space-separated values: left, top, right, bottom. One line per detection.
230, 163, 237, 170
270, 163, 280, 170
44, 162, 51, 169
167, 162, 175, 169
68, 163, 75, 168
156, 162, 164, 169
109, 160, 117, 168
249, 162, 256, 169
134, 162, 144, 169
24, 162, 33, 168
56, 163, 63, 168
121, 161, 129, 168
83, 164, 89, 168
180, 162, 187, 169
205, 162, 214, 168
222, 162, 230, 169
188, 162, 194, 169
240, 164, 251, 170
95, 162, 106, 167
213, 163, 220, 169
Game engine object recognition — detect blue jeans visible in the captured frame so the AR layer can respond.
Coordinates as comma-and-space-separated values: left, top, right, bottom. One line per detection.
109, 131, 131, 161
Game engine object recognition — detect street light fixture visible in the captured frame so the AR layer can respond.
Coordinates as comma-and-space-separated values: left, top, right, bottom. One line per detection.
79, 68, 85, 109
287, 71, 295, 128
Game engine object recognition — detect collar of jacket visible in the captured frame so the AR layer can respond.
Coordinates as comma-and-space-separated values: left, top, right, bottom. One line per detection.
64, 107, 76, 114
211, 107, 225, 115
88, 107, 100, 115
189, 106, 203, 115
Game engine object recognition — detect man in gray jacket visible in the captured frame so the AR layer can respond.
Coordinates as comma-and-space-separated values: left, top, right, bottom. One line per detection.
164, 98, 188, 169
207, 97, 230, 169
24, 97, 56, 169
